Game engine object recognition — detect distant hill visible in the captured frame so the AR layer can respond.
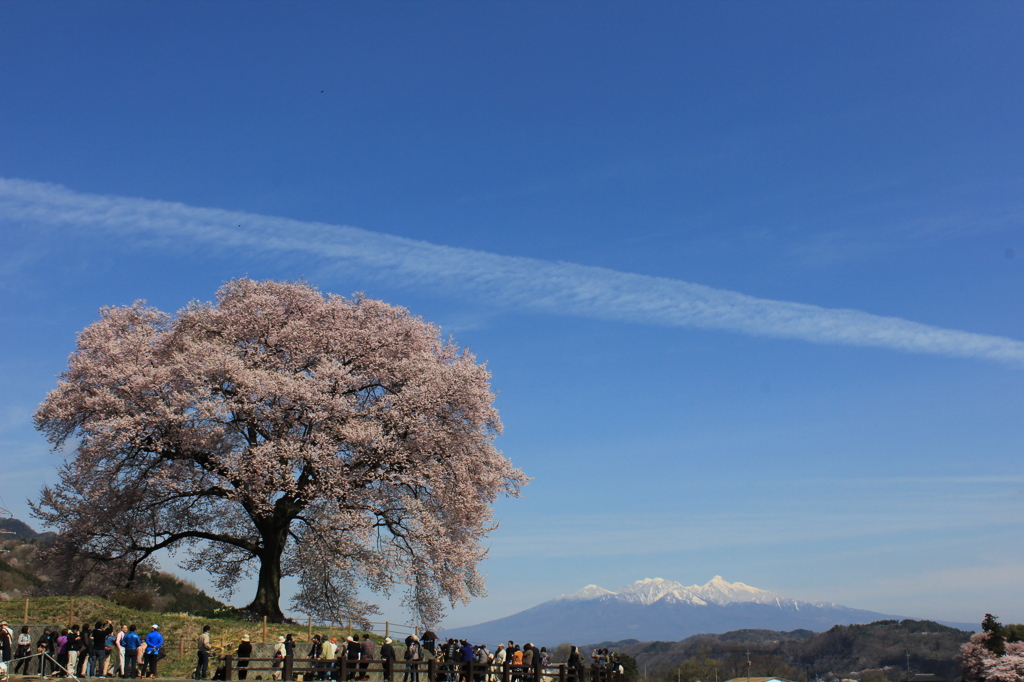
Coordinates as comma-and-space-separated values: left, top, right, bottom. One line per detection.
0, 517, 53, 541
439, 577, 975, 646
0, 518, 229, 617
613, 619, 973, 682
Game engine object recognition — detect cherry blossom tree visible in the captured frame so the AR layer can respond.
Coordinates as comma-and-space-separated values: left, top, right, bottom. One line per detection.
959, 616, 1024, 682
33, 278, 527, 623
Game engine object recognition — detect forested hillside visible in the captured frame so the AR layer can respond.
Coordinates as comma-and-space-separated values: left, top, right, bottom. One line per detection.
607, 620, 976, 682
0, 521, 229, 617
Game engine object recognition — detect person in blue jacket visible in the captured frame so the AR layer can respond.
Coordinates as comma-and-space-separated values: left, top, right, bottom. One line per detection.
122, 626, 142, 679
143, 625, 163, 678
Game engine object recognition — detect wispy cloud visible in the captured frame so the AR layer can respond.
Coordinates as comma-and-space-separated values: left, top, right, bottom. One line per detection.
3, 177, 1023, 367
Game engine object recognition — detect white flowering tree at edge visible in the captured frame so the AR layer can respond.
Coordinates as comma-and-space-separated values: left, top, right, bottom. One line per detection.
33, 278, 528, 624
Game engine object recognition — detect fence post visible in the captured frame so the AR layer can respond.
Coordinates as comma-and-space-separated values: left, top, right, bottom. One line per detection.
225, 654, 234, 682
339, 655, 348, 682
263, 617, 268, 644
308, 618, 312, 643
428, 658, 437, 682
385, 622, 389, 639
179, 637, 185, 662
284, 654, 294, 682
68, 599, 74, 627
503, 658, 511, 682
534, 656, 542, 682
559, 664, 566, 682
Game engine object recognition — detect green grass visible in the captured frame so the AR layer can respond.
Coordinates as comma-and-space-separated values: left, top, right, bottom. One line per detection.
0, 596, 407, 678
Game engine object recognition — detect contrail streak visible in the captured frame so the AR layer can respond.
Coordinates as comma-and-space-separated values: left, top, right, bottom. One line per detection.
3, 177, 1022, 367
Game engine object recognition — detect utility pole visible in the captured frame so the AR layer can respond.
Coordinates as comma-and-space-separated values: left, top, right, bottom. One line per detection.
905, 650, 911, 682
746, 650, 751, 682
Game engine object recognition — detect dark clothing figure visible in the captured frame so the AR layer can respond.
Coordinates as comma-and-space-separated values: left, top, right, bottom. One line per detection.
567, 650, 583, 682
380, 642, 396, 682
345, 639, 360, 681
35, 630, 54, 676
123, 629, 142, 679
359, 637, 375, 681
237, 641, 253, 680
0, 626, 12, 663
403, 639, 421, 682
90, 625, 112, 677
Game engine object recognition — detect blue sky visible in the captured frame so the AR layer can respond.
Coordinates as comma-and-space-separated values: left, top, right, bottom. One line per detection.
1, 1, 1022, 630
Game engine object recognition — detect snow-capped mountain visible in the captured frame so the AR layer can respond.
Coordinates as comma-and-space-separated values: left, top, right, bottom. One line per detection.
559, 576, 791, 607
440, 576, 906, 646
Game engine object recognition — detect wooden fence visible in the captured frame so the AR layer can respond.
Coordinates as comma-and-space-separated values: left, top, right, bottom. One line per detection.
221, 654, 624, 682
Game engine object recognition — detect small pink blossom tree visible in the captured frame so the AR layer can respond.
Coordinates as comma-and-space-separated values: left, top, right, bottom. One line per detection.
958, 616, 1024, 682
33, 279, 527, 623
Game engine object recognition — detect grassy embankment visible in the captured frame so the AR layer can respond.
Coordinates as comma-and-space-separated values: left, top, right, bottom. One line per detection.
0, 596, 407, 678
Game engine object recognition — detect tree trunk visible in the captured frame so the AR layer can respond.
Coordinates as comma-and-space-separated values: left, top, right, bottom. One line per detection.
246, 523, 288, 621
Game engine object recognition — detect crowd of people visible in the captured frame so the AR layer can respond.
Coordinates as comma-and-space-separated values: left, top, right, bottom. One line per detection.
0, 620, 164, 679
0, 620, 622, 682
217, 629, 622, 682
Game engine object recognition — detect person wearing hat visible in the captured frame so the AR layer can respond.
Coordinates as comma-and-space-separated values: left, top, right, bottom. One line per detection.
380, 638, 396, 682
237, 635, 253, 681
344, 636, 360, 681
273, 636, 286, 676
402, 635, 420, 682
143, 624, 163, 678
0, 620, 12, 664
308, 634, 323, 681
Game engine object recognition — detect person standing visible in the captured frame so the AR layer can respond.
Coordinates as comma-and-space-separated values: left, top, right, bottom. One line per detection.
344, 637, 359, 682
236, 635, 252, 681
459, 641, 473, 682
104, 628, 117, 677
321, 638, 337, 682
0, 620, 13, 664
236, 630, 252, 679
110, 625, 128, 678
56, 629, 71, 677
308, 635, 323, 681
90, 620, 113, 677
521, 645, 534, 682
273, 636, 287, 679
78, 624, 93, 677
195, 626, 212, 680
66, 625, 82, 677
402, 636, 421, 682
490, 645, 506, 682
284, 635, 296, 661
143, 625, 163, 678
380, 638, 396, 682
359, 635, 374, 681
122, 627, 141, 680
14, 626, 32, 675
566, 647, 582, 682
35, 627, 54, 676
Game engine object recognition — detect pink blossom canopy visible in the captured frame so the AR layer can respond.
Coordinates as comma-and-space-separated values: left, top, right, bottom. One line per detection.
34, 278, 527, 624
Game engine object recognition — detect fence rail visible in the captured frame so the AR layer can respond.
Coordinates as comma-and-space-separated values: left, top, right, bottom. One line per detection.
220, 654, 623, 682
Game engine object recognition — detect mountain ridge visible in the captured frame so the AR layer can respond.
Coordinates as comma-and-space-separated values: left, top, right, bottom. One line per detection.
440, 577, 976, 645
